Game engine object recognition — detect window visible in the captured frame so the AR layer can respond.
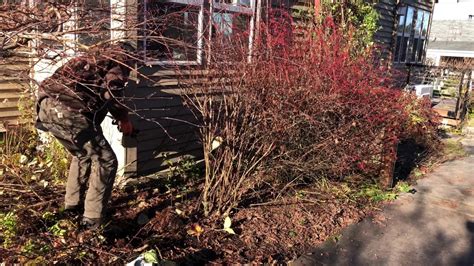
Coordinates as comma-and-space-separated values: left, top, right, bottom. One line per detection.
144, 0, 204, 64
143, 0, 257, 65
76, 0, 112, 46
393, 6, 431, 64
211, 0, 254, 60
34, 1, 77, 56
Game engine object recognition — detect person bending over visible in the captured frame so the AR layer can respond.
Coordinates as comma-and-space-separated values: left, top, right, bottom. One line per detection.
36, 45, 134, 229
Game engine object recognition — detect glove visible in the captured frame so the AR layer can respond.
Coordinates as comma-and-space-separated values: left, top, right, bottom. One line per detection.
118, 119, 134, 136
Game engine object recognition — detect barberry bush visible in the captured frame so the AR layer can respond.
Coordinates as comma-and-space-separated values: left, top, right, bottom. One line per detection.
186, 13, 440, 216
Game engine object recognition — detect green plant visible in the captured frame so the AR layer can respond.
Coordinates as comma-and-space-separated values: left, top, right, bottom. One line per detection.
395, 182, 412, 193
0, 92, 70, 184
49, 223, 66, 237
321, 0, 379, 52
41, 211, 56, 222
42, 137, 70, 182
48, 220, 70, 237
357, 184, 398, 202
21, 239, 38, 255
173, 156, 201, 180
0, 211, 19, 248
467, 110, 474, 127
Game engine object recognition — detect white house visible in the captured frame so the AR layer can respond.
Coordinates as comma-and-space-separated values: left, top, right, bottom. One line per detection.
426, 0, 474, 65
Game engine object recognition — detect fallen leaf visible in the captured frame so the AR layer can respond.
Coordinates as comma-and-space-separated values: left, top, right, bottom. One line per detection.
19, 154, 28, 164
143, 250, 159, 263
224, 216, 232, 229
187, 224, 204, 237
224, 227, 236, 235
223, 216, 236, 234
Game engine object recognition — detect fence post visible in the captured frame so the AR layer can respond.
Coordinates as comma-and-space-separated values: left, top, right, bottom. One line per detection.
454, 71, 465, 119
460, 70, 472, 122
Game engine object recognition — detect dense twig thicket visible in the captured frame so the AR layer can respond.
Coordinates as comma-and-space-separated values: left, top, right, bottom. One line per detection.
185, 13, 440, 217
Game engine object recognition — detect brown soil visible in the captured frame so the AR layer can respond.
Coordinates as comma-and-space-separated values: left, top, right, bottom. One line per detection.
0, 176, 376, 264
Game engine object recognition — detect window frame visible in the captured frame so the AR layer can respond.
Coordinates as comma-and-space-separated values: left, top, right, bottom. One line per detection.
393, 5, 431, 65
142, 0, 258, 66
32, 1, 116, 59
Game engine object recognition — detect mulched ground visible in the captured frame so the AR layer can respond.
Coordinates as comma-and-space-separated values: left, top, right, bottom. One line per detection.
0, 174, 377, 264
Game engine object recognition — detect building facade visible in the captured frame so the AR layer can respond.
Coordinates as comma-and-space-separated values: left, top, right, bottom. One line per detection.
1, 0, 435, 177
426, 0, 474, 65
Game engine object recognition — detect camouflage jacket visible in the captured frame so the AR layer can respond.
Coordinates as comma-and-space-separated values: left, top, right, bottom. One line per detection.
37, 53, 132, 123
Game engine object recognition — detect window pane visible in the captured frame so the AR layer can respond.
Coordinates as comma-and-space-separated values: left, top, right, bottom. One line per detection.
145, 2, 200, 61
417, 39, 425, 62
77, 0, 111, 46
215, 0, 250, 7
35, 0, 73, 33
400, 36, 409, 62
422, 11, 430, 37
397, 15, 406, 34
405, 7, 414, 36
414, 10, 423, 37
411, 38, 418, 62
212, 12, 250, 37
211, 10, 250, 57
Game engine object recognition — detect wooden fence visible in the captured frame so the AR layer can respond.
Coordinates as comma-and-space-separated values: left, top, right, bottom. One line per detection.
405, 64, 473, 127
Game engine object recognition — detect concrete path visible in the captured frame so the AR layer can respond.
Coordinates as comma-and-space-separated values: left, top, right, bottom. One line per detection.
293, 137, 474, 266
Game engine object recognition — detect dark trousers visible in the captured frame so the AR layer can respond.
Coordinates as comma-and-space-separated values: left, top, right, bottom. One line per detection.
37, 98, 117, 219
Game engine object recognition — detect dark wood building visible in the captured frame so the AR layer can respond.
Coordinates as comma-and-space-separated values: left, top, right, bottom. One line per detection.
373, 0, 434, 65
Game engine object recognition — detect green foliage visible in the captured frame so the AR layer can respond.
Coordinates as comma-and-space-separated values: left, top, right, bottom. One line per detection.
21, 239, 38, 255
41, 211, 56, 222
165, 155, 201, 180
467, 109, 474, 127
357, 184, 397, 202
321, 0, 379, 51
395, 182, 412, 193
0, 211, 18, 248
48, 219, 75, 238
143, 249, 159, 263
42, 137, 70, 182
49, 222, 67, 237
290, 0, 379, 53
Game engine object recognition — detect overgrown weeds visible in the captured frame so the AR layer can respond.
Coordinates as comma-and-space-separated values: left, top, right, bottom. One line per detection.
0, 93, 69, 184
0, 212, 18, 248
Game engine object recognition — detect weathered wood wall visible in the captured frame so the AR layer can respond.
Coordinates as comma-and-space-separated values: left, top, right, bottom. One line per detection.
0, 54, 30, 132
124, 68, 203, 176
373, 0, 433, 64
373, 0, 397, 62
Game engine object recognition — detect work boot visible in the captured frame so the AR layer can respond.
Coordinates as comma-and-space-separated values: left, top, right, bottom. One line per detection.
59, 204, 83, 221
80, 217, 102, 230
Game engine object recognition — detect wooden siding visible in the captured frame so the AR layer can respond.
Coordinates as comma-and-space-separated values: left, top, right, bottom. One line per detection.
124, 67, 203, 176
373, 0, 434, 64
0, 55, 30, 131
402, 0, 433, 11
373, 0, 397, 62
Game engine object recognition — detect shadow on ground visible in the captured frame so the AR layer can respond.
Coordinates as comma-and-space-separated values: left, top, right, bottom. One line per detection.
293, 137, 474, 266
